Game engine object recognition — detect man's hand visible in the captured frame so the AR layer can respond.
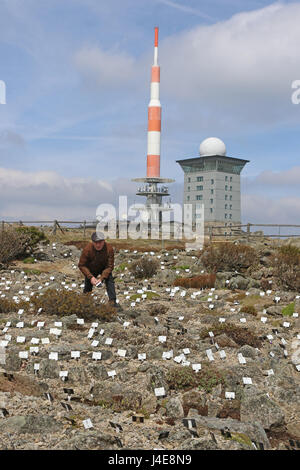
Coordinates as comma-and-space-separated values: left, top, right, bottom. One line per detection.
90, 276, 100, 286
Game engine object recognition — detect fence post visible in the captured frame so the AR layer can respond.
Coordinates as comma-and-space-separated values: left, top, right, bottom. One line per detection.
247, 223, 250, 242
209, 226, 212, 242
83, 220, 86, 239
52, 220, 57, 235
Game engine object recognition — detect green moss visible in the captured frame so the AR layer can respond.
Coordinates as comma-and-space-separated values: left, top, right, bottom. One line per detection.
230, 432, 252, 448
23, 268, 41, 275
282, 302, 295, 317
130, 291, 160, 301
22, 257, 35, 264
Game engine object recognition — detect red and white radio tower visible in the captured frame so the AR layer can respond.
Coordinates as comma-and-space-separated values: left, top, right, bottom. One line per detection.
132, 27, 174, 224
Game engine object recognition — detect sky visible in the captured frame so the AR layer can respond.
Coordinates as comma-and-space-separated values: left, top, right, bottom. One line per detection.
0, 0, 300, 229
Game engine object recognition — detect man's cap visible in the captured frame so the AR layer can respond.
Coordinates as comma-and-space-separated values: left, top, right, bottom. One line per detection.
91, 231, 105, 242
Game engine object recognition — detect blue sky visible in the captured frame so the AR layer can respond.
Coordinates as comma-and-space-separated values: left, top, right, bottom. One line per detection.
0, 0, 300, 226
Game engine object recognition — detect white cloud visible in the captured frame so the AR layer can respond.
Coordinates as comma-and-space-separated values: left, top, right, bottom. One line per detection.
159, 2, 300, 118
73, 2, 300, 132
254, 166, 300, 187
0, 167, 142, 219
1, 165, 299, 226
74, 45, 137, 89
242, 193, 300, 226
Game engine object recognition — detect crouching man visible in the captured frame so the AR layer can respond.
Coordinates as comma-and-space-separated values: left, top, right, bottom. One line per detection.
78, 231, 118, 308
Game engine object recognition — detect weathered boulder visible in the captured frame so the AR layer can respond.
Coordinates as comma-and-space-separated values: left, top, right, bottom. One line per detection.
0, 415, 62, 434
194, 416, 270, 449
240, 387, 285, 431
55, 431, 119, 450
165, 397, 184, 419
39, 359, 60, 379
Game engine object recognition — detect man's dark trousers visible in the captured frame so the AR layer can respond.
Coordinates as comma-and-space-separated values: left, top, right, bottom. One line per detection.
83, 273, 117, 303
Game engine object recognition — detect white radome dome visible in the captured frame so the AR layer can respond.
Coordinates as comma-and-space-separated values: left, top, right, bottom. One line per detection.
199, 137, 226, 157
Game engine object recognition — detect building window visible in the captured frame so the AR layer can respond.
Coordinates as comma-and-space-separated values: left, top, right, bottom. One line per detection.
195, 213, 201, 219
225, 213, 227, 219
187, 196, 190, 201
211, 179, 214, 184
196, 195, 202, 200
196, 203, 202, 209
230, 204, 232, 210
225, 185, 228, 191
225, 176, 228, 181
196, 185, 203, 191
225, 222, 227, 227
230, 195, 232, 200
187, 186, 190, 191
210, 208, 213, 213
230, 176, 232, 182
210, 199, 213, 204
229, 213, 232, 219
188, 177, 191, 183
197, 176, 203, 182
225, 204, 227, 209
211, 189, 214, 194
225, 194, 228, 200
230, 186, 232, 191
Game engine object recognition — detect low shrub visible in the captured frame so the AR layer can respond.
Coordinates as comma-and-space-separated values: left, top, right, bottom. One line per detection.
240, 305, 257, 316
129, 257, 159, 279
0, 298, 16, 314
278, 244, 300, 257
15, 226, 49, 248
200, 242, 257, 272
27, 288, 116, 321
173, 273, 216, 289
271, 245, 300, 291
200, 323, 261, 348
147, 303, 169, 316
166, 365, 224, 393
260, 278, 273, 292
0, 227, 32, 264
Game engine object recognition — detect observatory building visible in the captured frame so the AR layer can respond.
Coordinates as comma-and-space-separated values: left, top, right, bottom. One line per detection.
177, 137, 249, 234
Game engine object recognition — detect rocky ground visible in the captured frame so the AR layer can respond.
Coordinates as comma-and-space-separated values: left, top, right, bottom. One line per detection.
0, 237, 299, 450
